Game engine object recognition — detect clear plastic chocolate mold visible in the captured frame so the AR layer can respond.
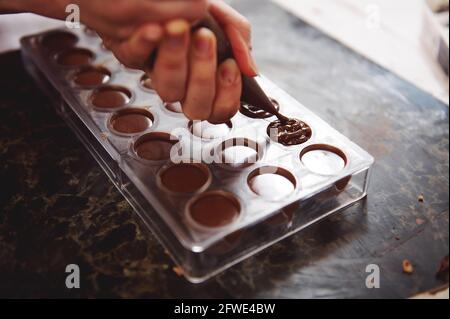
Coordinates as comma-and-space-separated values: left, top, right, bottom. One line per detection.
21, 27, 374, 283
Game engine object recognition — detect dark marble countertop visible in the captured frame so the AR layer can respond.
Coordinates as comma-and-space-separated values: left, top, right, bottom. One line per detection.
0, 0, 448, 298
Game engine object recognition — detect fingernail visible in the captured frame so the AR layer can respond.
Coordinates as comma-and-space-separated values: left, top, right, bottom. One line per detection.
221, 61, 239, 86
144, 24, 163, 42
194, 30, 212, 58
166, 20, 188, 48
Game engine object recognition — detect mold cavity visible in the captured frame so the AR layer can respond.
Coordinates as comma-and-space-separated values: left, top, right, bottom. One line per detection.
41, 31, 78, 53
217, 138, 263, 169
247, 166, 296, 201
56, 48, 94, 67
300, 144, 347, 175
140, 74, 155, 91
240, 98, 280, 119
133, 132, 179, 162
90, 86, 132, 111
164, 102, 183, 114
187, 191, 241, 229
72, 66, 111, 87
109, 108, 154, 135
267, 118, 312, 146
158, 163, 211, 194
189, 121, 232, 140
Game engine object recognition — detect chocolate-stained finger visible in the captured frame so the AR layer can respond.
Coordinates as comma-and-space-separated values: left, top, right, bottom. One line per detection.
182, 28, 217, 121
152, 19, 190, 103
209, 59, 242, 124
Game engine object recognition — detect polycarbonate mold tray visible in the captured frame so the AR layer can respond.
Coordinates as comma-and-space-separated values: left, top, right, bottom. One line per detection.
21, 27, 374, 283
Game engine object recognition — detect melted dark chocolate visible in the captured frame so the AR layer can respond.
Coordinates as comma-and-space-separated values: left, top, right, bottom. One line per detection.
56, 48, 94, 67
160, 163, 210, 194
41, 31, 78, 52
91, 86, 131, 110
73, 66, 110, 87
267, 119, 312, 146
134, 133, 178, 161
189, 192, 240, 228
110, 109, 153, 134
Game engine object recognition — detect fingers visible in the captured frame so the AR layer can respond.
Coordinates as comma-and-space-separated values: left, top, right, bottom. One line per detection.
209, 0, 258, 77
139, 0, 208, 24
182, 28, 217, 121
209, 59, 242, 124
100, 23, 163, 69
152, 20, 190, 102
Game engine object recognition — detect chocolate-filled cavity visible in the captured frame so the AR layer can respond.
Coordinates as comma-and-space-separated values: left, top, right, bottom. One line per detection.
90, 86, 132, 110
164, 102, 183, 114
240, 98, 280, 119
134, 132, 179, 161
158, 163, 211, 194
40, 31, 78, 53
110, 108, 154, 135
140, 74, 155, 91
188, 191, 240, 229
72, 66, 111, 87
56, 48, 94, 67
189, 121, 232, 140
267, 118, 312, 146
300, 144, 347, 175
248, 166, 296, 200
217, 138, 263, 169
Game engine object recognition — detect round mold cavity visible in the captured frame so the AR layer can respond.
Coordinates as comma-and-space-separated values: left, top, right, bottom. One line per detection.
108, 108, 154, 136
55, 48, 94, 68
132, 132, 180, 163
267, 118, 312, 146
89, 85, 133, 112
186, 191, 241, 231
140, 74, 156, 92
189, 121, 232, 140
247, 166, 297, 201
300, 144, 347, 176
215, 138, 264, 170
240, 98, 280, 119
40, 31, 78, 53
157, 162, 212, 195
72, 66, 111, 88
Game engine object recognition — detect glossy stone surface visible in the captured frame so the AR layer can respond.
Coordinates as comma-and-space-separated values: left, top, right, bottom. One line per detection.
0, 0, 448, 298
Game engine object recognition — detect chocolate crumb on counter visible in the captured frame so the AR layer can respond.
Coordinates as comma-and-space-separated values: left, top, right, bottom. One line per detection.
418, 194, 425, 202
403, 259, 414, 274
